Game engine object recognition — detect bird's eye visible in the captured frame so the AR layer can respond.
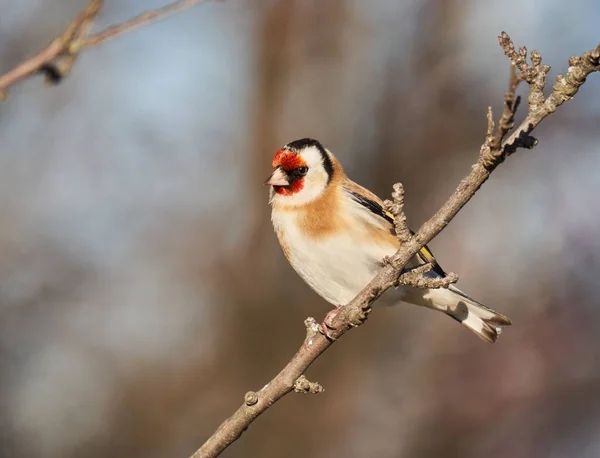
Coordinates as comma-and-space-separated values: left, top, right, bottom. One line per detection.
297, 166, 308, 176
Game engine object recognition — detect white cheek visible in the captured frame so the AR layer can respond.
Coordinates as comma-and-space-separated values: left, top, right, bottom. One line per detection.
269, 145, 330, 207
272, 172, 327, 207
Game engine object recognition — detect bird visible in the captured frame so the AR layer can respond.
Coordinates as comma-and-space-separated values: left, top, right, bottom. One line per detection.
265, 138, 511, 343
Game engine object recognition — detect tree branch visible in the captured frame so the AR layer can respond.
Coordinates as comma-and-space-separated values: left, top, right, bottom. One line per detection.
190, 33, 600, 458
0, 0, 216, 101
396, 264, 458, 289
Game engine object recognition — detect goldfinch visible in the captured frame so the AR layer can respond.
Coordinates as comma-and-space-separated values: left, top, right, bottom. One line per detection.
265, 138, 511, 343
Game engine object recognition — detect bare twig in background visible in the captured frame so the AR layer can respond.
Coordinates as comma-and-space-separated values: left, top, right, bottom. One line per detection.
191, 33, 600, 458
80, 0, 219, 47
0, 0, 102, 97
0, 0, 216, 100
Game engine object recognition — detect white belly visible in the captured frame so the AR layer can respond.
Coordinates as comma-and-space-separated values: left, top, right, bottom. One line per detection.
272, 211, 397, 306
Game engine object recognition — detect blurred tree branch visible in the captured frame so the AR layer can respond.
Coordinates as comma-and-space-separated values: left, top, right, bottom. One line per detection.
0, 0, 217, 100
191, 33, 600, 458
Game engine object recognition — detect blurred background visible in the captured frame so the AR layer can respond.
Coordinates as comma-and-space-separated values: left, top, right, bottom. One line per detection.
1, 1, 599, 457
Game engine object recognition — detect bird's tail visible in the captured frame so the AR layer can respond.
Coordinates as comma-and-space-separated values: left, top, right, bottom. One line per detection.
404, 285, 512, 343
447, 286, 512, 343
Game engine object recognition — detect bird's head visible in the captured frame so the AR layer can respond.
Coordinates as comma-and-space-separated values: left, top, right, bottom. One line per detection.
265, 138, 334, 206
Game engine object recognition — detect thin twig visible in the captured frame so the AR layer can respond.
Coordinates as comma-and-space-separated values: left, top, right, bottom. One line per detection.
190, 34, 600, 458
0, 0, 103, 98
0, 0, 217, 100
384, 183, 412, 244
396, 264, 458, 289
490, 64, 522, 150
81, 0, 218, 47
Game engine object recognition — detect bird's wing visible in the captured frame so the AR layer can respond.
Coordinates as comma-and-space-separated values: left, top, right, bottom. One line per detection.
342, 180, 447, 276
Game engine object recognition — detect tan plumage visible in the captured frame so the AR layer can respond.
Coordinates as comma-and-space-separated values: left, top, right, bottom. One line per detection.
266, 138, 511, 343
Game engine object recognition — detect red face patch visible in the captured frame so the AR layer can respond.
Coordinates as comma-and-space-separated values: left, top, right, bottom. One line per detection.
271, 149, 307, 196
273, 179, 304, 196
272, 149, 306, 171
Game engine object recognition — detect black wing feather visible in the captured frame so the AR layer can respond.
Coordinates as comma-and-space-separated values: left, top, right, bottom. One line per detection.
346, 190, 447, 277
346, 190, 394, 225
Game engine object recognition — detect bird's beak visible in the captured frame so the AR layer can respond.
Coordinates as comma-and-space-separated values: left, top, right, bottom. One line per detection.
264, 167, 289, 186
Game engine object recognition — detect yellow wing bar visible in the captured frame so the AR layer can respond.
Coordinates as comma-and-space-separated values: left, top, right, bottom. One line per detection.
386, 209, 446, 276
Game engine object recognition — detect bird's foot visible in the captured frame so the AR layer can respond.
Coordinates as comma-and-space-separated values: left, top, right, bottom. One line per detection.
319, 306, 344, 341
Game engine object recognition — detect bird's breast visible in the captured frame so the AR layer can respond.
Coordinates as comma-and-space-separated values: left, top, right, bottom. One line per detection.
271, 208, 397, 306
